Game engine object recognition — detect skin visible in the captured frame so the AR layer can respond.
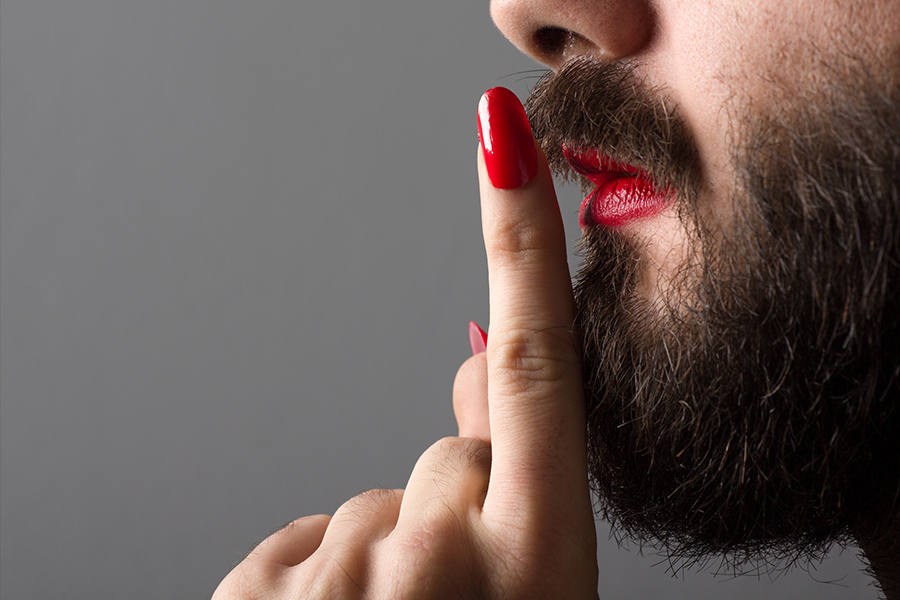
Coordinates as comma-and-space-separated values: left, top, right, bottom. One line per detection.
493, 0, 900, 303
213, 0, 899, 597
213, 147, 602, 598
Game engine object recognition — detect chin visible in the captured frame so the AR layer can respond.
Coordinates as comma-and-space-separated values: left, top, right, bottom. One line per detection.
573, 68, 900, 568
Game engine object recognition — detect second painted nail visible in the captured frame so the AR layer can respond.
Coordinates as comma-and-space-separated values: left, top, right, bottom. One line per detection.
469, 321, 488, 355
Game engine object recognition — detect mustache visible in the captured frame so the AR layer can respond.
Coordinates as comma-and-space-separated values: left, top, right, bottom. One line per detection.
524, 59, 700, 199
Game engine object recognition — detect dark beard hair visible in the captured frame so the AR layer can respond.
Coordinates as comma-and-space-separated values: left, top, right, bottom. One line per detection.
526, 58, 900, 569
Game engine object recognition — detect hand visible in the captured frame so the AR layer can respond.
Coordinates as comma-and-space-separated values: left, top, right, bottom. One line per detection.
212, 88, 599, 599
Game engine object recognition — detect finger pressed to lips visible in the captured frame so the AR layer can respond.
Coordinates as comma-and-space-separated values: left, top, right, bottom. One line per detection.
213, 90, 603, 600
476, 142, 589, 519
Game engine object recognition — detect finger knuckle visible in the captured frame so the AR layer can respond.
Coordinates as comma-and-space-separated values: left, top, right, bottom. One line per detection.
334, 489, 402, 525
428, 436, 492, 475
487, 215, 556, 263
278, 514, 331, 536
490, 328, 579, 393
381, 524, 476, 598
392, 518, 461, 556
406, 438, 492, 519
350, 488, 403, 509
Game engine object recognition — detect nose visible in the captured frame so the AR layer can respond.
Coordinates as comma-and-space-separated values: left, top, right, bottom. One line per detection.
490, 0, 654, 69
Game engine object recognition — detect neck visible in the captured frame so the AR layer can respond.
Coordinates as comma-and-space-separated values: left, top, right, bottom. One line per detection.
859, 519, 900, 600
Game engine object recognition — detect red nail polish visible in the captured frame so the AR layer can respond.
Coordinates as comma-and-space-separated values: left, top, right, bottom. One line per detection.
469, 321, 488, 355
477, 87, 539, 189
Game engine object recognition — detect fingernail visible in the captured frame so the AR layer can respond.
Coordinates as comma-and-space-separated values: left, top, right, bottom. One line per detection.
468, 321, 488, 355
477, 87, 538, 189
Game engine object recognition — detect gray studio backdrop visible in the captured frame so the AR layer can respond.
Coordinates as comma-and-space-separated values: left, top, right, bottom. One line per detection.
0, 1, 874, 598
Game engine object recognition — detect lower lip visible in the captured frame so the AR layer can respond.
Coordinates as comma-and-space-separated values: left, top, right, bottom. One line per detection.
579, 176, 669, 229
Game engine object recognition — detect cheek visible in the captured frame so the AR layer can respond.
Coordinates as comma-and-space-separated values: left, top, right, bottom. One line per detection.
640, 2, 754, 231
638, 0, 803, 267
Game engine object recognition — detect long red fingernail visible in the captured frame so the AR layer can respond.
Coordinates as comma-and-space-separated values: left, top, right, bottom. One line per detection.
468, 321, 488, 355
477, 87, 538, 189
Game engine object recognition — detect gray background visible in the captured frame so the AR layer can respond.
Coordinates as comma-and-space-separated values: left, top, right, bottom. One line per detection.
0, 0, 875, 598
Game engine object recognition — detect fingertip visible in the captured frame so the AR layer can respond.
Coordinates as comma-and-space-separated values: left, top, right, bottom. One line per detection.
477, 87, 539, 189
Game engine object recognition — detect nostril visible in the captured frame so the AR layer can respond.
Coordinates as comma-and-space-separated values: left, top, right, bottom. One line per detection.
533, 26, 572, 59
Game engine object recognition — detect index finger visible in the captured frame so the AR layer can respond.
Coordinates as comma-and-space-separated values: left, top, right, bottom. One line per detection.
475, 88, 590, 518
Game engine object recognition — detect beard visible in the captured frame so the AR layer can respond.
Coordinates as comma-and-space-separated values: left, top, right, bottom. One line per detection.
525, 57, 900, 568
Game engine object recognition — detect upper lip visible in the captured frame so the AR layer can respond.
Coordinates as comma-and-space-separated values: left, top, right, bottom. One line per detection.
561, 145, 646, 186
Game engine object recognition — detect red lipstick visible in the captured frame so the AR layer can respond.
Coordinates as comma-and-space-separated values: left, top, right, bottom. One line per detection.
562, 146, 670, 228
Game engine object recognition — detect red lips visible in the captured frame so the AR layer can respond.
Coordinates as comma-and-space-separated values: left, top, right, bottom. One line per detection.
562, 146, 670, 228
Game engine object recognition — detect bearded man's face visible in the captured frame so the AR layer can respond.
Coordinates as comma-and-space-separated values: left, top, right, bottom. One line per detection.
490, 0, 900, 567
